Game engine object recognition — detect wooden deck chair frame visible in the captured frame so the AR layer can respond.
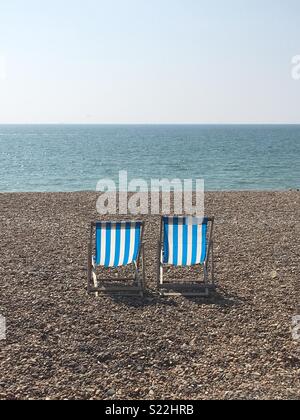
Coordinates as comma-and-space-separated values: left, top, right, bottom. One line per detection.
88, 221, 145, 297
157, 216, 215, 297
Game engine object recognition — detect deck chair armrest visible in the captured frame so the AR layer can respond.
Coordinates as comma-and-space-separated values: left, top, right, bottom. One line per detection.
157, 239, 163, 263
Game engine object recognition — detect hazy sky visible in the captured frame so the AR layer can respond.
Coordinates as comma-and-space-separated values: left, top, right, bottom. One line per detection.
0, 0, 300, 123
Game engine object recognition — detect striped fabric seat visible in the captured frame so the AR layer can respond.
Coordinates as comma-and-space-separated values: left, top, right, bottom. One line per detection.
94, 222, 143, 267
163, 217, 208, 266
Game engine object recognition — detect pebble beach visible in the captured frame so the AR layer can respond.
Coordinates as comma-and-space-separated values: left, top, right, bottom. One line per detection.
0, 191, 299, 400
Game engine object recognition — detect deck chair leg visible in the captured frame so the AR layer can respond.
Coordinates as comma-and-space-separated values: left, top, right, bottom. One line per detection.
92, 266, 99, 298
159, 265, 165, 296
141, 244, 145, 297
211, 241, 215, 284
159, 264, 164, 295
134, 244, 145, 298
87, 240, 93, 294
203, 264, 208, 283
139, 273, 144, 298
202, 265, 209, 297
87, 260, 92, 294
134, 267, 143, 298
160, 243, 164, 286
157, 240, 165, 294
157, 241, 161, 288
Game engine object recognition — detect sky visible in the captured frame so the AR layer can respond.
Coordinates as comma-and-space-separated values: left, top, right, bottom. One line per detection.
0, 0, 300, 124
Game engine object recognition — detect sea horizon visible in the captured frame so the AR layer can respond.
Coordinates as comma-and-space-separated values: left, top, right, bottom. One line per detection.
1, 122, 300, 126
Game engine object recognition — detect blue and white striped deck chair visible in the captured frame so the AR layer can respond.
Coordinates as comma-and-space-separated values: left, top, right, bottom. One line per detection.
158, 216, 215, 296
88, 221, 145, 297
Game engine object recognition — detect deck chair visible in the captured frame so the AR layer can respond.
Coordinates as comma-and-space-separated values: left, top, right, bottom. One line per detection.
158, 216, 215, 297
88, 221, 145, 297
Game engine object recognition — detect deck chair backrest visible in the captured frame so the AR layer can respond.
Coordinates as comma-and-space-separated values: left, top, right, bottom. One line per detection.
162, 216, 208, 266
94, 222, 143, 267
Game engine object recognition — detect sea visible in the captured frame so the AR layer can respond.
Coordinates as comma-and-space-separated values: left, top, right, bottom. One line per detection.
0, 124, 299, 192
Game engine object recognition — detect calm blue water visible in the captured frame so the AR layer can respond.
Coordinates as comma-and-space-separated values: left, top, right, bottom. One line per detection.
0, 124, 299, 192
